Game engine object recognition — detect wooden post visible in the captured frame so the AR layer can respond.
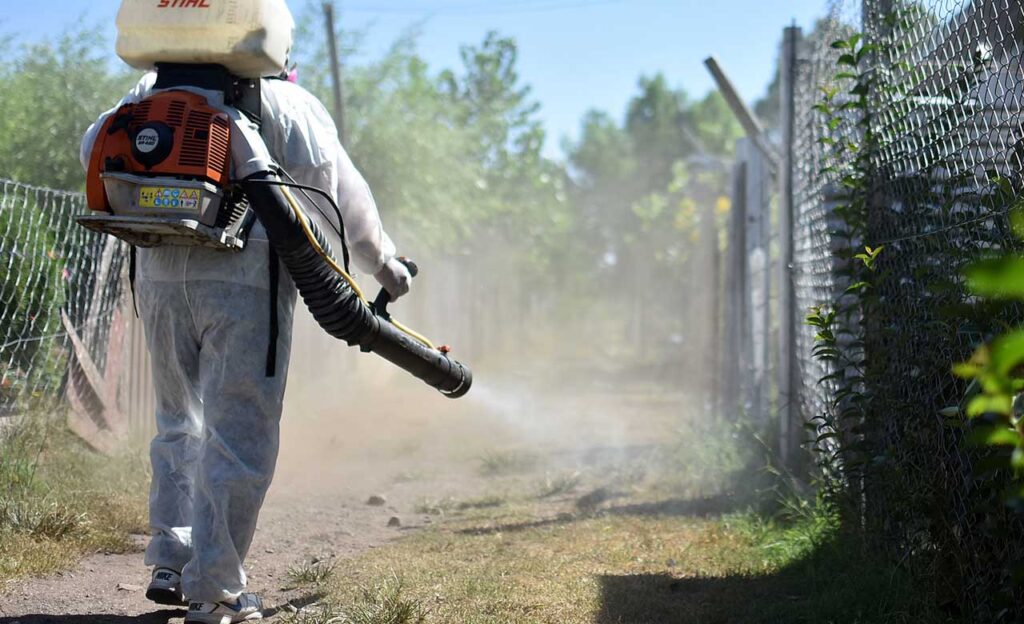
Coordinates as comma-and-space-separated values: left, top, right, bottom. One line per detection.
777, 25, 801, 467
322, 2, 348, 145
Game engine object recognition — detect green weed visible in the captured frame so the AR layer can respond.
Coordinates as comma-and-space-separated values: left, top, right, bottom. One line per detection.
287, 558, 338, 588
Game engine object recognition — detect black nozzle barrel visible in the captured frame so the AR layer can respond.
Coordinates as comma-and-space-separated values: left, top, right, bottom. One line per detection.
242, 172, 472, 398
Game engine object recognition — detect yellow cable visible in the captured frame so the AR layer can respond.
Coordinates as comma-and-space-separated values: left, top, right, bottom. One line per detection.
391, 318, 438, 350
280, 186, 438, 351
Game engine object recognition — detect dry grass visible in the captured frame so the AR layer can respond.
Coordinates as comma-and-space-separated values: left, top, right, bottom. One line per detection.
414, 497, 459, 516
282, 576, 426, 624
476, 449, 537, 477
310, 496, 953, 624
415, 494, 508, 517
536, 471, 582, 498
455, 495, 506, 511
0, 417, 149, 584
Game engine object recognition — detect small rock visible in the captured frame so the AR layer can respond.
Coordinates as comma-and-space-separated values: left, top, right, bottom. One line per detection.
366, 495, 387, 506
265, 548, 275, 554
388, 516, 402, 528
285, 604, 298, 613
116, 583, 142, 592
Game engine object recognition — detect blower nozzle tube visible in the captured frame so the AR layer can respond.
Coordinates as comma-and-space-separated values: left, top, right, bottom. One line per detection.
243, 172, 472, 398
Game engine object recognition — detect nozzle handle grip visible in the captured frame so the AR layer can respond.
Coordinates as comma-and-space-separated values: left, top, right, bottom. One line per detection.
373, 256, 418, 319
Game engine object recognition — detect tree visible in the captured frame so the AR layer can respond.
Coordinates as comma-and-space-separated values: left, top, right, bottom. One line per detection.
0, 27, 136, 191
625, 74, 695, 191
564, 73, 740, 359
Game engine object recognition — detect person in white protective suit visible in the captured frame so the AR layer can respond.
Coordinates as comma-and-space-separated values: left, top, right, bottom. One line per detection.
80, 17, 411, 624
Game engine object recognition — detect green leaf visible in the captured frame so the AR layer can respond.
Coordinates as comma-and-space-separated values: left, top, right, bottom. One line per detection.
991, 330, 1024, 376
966, 424, 1021, 446
964, 256, 1024, 299
1012, 447, 1024, 472
1010, 203, 1024, 240
967, 395, 1013, 418
855, 44, 879, 63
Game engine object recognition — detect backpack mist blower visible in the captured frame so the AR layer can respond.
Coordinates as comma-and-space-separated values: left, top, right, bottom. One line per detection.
80, 63, 472, 399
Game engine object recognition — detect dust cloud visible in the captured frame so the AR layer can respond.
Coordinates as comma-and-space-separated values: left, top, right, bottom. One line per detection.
270, 235, 747, 508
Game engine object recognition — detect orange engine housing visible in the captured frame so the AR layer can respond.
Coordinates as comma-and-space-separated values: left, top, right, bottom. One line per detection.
86, 91, 232, 212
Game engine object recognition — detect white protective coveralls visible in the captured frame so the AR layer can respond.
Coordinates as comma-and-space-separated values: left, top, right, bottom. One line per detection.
80, 73, 405, 603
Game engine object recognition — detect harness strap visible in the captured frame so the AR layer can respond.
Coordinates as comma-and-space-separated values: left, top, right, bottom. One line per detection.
266, 247, 280, 377
128, 245, 139, 318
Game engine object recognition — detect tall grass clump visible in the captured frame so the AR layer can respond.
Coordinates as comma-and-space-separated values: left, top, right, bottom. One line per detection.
0, 414, 149, 582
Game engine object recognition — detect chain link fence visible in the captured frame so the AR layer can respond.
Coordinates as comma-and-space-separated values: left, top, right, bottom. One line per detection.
785, 0, 1024, 615
0, 178, 152, 449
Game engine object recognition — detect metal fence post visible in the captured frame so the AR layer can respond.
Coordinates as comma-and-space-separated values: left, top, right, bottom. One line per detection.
777, 25, 801, 467
740, 139, 770, 427
723, 155, 749, 417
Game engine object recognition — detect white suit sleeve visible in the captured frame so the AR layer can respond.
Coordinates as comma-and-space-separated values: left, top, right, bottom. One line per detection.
261, 81, 396, 275
80, 72, 157, 172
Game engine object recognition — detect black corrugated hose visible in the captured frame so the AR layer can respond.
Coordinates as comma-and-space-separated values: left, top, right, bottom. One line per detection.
243, 171, 472, 398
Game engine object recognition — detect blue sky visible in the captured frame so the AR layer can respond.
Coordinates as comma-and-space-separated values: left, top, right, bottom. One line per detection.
2, 0, 827, 159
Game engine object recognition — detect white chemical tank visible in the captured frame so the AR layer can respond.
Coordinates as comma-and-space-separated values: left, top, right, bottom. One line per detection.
115, 0, 294, 79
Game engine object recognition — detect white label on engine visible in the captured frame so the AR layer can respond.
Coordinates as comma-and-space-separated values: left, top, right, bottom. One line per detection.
135, 128, 160, 153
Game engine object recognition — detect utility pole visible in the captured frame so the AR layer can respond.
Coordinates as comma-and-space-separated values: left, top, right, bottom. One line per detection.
322, 2, 347, 145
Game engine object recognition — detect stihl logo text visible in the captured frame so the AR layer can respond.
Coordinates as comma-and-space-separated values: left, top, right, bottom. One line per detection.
158, 0, 211, 7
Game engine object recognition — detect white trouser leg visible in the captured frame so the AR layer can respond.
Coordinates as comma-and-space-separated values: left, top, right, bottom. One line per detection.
140, 277, 203, 573
138, 235, 296, 604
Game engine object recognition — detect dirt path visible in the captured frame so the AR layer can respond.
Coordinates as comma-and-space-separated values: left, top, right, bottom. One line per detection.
0, 349, 680, 623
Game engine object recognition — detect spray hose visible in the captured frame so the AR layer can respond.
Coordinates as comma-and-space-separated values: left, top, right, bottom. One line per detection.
243, 171, 472, 398
277, 184, 437, 350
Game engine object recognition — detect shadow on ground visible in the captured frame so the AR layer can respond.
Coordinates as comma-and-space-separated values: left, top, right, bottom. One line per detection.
457, 493, 741, 537
0, 592, 324, 624
0, 611, 185, 624
594, 543, 953, 624
595, 573, 781, 624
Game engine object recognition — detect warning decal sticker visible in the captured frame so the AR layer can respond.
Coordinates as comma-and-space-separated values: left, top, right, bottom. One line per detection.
139, 187, 201, 211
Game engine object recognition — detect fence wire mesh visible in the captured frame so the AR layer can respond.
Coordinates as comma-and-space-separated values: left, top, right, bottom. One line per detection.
791, 0, 1024, 615
0, 178, 128, 423
791, 4, 859, 477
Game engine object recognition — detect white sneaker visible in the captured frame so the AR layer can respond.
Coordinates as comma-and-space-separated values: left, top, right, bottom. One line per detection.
146, 567, 186, 606
185, 593, 263, 623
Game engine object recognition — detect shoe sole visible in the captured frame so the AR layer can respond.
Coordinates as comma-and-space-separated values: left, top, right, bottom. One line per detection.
146, 587, 187, 606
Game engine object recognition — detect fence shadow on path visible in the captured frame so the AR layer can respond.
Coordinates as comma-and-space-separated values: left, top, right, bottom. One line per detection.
594, 541, 955, 624
595, 572, 798, 624
456, 493, 745, 537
